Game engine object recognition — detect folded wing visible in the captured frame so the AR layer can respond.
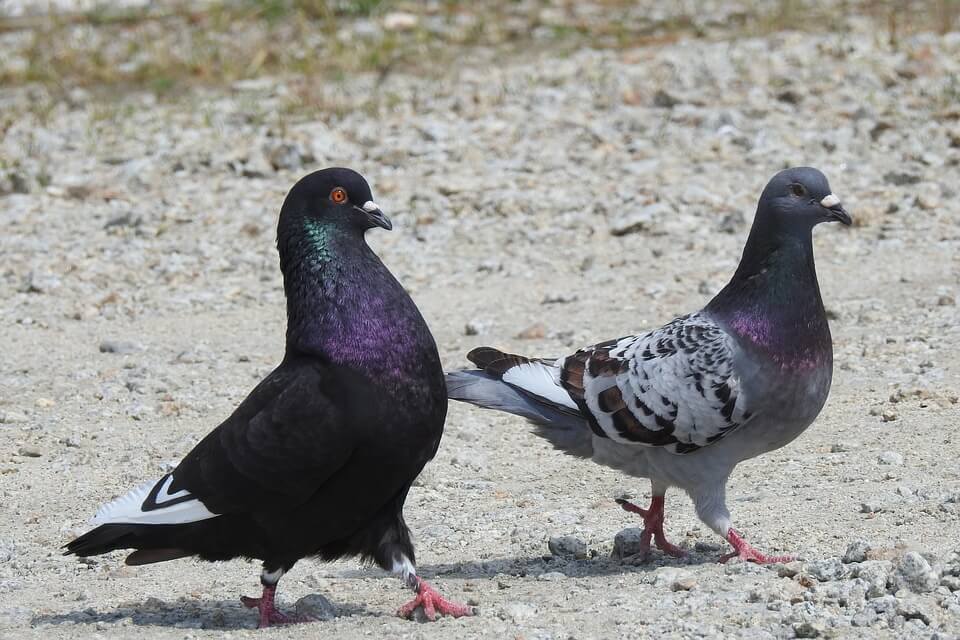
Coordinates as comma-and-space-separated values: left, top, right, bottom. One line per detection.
560, 312, 752, 454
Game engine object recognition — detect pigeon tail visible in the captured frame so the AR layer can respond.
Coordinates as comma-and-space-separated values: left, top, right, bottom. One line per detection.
65, 523, 174, 561
446, 369, 593, 458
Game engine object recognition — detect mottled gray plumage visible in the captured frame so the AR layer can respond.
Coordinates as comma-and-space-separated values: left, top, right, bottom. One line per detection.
448, 167, 851, 563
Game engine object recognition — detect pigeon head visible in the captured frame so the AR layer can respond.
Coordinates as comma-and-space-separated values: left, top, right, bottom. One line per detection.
279, 167, 391, 233
756, 167, 851, 230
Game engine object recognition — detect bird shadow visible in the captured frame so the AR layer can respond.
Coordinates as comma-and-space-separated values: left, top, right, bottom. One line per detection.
416, 545, 725, 581
31, 548, 726, 630
31, 598, 373, 631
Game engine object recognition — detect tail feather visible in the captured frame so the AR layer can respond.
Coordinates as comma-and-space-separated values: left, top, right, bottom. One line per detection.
65, 519, 238, 565
65, 523, 147, 558
466, 347, 579, 410
467, 347, 535, 375
125, 548, 193, 566
446, 366, 594, 458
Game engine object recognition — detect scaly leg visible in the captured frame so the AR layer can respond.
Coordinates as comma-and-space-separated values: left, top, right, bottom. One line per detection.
719, 529, 794, 564
240, 566, 307, 628
392, 555, 478, 621
615, 495, 686, 558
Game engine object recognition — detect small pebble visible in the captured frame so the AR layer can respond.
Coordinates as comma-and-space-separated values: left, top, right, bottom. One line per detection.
612, 528, 644, 560
895, 552, 939, 593
860, 501, 883, 514
793, 620, 824, 638
0, 411, 27, 424
515, 323, 546, 340
294, 593, 336, 621
843, 540, 871, 564
548, 535, 588, 560
878, 451, 904, 465
99, 340, 143, 355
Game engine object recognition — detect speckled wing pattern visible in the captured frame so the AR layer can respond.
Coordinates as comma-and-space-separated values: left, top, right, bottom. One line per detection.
558, 312, 752, 454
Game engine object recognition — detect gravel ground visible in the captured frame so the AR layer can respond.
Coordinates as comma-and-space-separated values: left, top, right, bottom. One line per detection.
1, 4, 960, 639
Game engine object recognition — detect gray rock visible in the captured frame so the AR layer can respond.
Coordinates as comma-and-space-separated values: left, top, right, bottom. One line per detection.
855, 561, 893, 598
860, 501, 883, 514
807, 557, 849, 582
895, 552, 939, 593
851, 608, 878, 627
612, 527, 644, 560
896, 597, 935, 625
878, 451, 904, 465
940, 575, 960, 591
895, 485, 916, 499
654, 567, 696, 591
99, 340, 143, 355
0, 170, 30, 195
541, 292, 578, 305
871, 594, 899, 615
536, 571, 565, 581
463, 319, 491, 336
548, 535, 588, 560
18, 271, 60, 294
175, 348, 210, 364
500, 601, 536, 623
837, 578, 868, 608
717, 211, 745, 233
844, 540, 872, 564
609, 203, 668, 236
295, 593, 336, 621
653, 89, 681, 108
0, 410, 27, 424
265, 141, 314, 172
0, 606, 32, 627
793, 620, 825, 638
884, 171, 921, 186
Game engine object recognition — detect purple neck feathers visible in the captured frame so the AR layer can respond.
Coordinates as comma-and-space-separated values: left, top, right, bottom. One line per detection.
277, 220, 434, 381
707, 226, 832, 371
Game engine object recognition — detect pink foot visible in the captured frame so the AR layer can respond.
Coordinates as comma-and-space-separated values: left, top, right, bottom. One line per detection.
396, 579, 477, 621
616, 496, 686, 558
240, 585, 307, 628
719, 529, 794, 564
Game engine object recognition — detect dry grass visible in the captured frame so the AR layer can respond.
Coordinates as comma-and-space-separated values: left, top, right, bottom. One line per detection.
0, 0, 956, 110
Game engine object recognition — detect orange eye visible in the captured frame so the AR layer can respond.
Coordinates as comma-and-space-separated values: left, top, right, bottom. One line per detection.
330, 187, 347, 204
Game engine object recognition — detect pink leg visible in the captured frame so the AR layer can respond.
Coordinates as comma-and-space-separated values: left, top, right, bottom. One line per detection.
396, 578, 477, 621
719, 529, 794, 564
240, 584, 306, 628
616, 495, 686, 558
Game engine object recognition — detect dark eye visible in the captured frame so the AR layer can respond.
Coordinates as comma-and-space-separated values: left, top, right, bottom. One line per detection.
789, 183, 807, 197
330, 187, 348, 204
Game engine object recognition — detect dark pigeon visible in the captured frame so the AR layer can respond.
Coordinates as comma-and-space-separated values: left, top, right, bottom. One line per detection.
66, 168, 476, 627
448, 167, 851, 563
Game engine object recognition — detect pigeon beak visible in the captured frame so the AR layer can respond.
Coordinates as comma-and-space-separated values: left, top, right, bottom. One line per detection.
819, 194, 852, 226
357, 201, 392, 231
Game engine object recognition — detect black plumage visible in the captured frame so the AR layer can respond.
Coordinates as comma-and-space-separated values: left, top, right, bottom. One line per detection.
66, 168, 475, 627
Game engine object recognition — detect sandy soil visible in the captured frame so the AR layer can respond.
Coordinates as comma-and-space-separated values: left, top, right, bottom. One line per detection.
1, 4, 959, 639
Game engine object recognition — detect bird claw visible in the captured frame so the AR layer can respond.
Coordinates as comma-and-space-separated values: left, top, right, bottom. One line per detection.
397, 579, 477, 621
721, 529, 793, 565
654, 538, 687, 558
616, 497, 650, 518
616, 496, 686, 558
241, 590, 307, 628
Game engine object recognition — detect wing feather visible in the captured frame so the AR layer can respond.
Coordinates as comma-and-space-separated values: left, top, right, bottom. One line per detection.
559, 312, 750, 454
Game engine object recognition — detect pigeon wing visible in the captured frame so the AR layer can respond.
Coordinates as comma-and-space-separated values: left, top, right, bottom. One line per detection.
166, 359, 357, 514
560, 312, 753, 454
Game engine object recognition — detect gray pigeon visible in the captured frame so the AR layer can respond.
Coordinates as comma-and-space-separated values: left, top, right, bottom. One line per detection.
447, 167, 850, 563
